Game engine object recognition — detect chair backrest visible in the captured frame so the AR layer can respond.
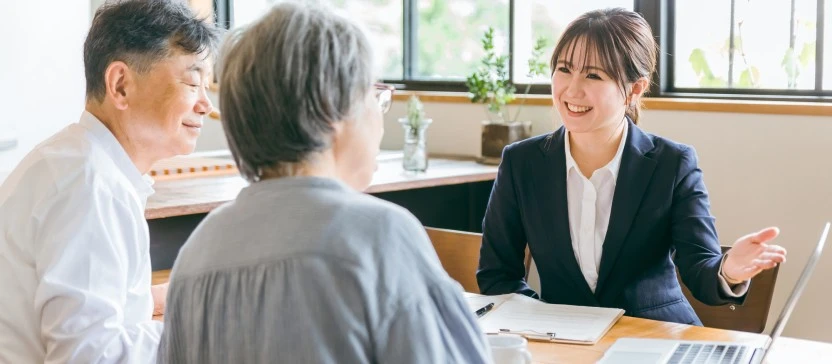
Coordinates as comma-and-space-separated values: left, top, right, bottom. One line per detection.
676, 246, 780, 333
424, 227, 531, 294
425, 227, 483, 293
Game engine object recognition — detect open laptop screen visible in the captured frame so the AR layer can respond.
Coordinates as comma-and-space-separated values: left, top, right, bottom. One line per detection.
760, 222, 829, 360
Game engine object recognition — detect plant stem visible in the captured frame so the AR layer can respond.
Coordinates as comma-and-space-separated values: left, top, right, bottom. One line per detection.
483, 105, 495, 123
728, 0, 736, 87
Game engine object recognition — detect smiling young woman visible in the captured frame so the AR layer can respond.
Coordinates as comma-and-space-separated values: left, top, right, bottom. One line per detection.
476, 7, 786, 326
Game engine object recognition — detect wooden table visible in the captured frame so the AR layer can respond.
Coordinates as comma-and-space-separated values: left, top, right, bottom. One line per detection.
527, 323, 831, 363
525, 318, 767, 363
145, 157, 498, 219
149, 269, 832, 363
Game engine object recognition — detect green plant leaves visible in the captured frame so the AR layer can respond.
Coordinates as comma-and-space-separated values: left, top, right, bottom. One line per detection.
689, 48, 727, 87
467, 27, 548, 122
737, 66, 759, 88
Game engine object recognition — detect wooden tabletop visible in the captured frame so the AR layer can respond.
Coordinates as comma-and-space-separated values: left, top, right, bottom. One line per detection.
145, 157, 498, 219
149, 269, 832, 363
527, 322, 832, 363
527, 317, 767, 363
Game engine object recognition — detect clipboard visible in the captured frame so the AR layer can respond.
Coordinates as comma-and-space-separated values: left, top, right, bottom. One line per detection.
464, 293, 624, 345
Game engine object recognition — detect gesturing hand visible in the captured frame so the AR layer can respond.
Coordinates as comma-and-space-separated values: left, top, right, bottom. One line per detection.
722, 227, 787, 283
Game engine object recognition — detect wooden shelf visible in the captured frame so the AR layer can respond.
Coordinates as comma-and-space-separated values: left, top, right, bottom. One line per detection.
145, 156, 498, 219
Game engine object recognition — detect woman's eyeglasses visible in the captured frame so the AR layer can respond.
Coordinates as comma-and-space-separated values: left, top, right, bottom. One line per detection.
374, 83, 395, 114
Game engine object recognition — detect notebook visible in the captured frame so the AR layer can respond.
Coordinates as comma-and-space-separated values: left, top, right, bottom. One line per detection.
464, 292, 624, 345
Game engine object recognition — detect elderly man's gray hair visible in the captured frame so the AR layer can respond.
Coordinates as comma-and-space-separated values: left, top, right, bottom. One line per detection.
219, 1, 375, 182
85, 0, 221, 102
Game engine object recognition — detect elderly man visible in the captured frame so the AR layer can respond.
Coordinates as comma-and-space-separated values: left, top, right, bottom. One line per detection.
0, 1, 220, 362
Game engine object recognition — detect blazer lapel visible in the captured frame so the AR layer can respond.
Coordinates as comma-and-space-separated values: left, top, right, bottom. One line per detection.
537, 128, 597, 304
595, 121, 657, 296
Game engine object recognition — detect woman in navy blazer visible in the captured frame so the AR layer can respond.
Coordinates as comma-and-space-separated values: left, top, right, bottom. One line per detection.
476, 8, 787, 325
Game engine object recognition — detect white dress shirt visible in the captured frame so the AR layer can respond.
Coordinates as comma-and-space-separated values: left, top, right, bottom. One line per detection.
564, 121, 747, 296
0, 111, 163, 363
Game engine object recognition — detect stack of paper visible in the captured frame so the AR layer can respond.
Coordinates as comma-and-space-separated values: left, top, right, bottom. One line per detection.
464, 292, 624, 345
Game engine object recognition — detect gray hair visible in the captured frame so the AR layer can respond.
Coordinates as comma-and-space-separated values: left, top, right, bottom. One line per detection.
219, 1, 375, 182
85, 0, 221, 102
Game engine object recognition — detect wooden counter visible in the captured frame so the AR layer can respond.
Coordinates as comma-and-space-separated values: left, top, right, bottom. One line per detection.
145, 157, 498, 220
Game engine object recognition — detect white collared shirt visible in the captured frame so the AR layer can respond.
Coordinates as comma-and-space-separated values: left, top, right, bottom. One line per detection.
565, 122, 628, 293
0, 111, 162, 363
564, 121, 746, 296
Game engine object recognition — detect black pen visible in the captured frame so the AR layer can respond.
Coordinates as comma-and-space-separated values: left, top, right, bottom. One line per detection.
475, 302, 495, 318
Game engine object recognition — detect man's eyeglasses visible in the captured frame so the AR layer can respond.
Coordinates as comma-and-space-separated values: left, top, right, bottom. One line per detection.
374, 83, 395, 114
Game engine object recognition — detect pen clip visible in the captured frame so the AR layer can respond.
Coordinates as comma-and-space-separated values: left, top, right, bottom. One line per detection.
498, 328, 557, 340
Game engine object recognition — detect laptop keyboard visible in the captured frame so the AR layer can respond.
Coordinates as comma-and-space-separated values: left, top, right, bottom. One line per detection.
668, 343, 748, 364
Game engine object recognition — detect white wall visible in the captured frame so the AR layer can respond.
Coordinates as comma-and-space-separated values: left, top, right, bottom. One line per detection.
643, 110, 832, 343
381, 99, 832, 343
0, 2, 227, 179
0, 0, 90, 179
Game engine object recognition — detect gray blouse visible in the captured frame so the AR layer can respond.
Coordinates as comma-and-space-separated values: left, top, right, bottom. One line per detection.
158, 177, 490, 363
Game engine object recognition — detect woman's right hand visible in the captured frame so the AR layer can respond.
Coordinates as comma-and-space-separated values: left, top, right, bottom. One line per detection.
722, 227, 787, 282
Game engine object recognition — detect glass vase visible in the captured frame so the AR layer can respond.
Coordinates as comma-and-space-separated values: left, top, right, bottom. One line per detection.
398, 118, 432, 172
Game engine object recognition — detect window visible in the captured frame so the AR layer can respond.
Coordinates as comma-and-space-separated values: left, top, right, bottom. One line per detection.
231, 0, 403, 79
229, 0, 631, 90
670, 0, 823, 96
223, 1, 832, 100
333, 0, 404, 79
413, 0, 509, 80
513, 0, 633, 84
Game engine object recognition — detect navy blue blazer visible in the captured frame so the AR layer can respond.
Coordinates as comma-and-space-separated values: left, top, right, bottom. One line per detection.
476, 120, 746, 325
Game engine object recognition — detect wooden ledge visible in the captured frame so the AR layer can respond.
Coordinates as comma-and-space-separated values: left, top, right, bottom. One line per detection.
392, 91, 832, 117
145, 156, 498, 219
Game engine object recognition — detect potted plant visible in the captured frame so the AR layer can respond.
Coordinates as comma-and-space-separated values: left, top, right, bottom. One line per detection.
398, 95, 432, 172
466, 27, 548, 164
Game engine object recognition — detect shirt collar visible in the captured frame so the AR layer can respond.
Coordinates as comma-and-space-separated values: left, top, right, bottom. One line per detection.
78, 110, 155, 199
564, 118, 629, 182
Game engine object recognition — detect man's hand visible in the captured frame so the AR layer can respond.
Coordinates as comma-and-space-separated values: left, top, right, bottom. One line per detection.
723, 227, 787, 283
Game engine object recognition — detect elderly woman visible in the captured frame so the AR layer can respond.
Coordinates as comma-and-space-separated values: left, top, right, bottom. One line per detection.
157, 2, 490, 363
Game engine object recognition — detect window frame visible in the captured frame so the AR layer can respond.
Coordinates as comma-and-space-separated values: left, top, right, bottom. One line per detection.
219, 0, 832, 102
648, 0, 832, 102
214, 0, 233, 29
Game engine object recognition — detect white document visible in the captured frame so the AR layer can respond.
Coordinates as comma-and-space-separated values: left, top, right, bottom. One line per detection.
465, 293, 624, 344
463, 292, 511, 313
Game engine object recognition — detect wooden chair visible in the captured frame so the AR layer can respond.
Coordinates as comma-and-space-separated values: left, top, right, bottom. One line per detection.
676, 246, 780, 333
424, 227, 530, 294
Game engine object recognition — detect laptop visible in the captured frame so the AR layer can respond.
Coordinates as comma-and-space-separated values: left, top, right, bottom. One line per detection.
598, 222, 830, 364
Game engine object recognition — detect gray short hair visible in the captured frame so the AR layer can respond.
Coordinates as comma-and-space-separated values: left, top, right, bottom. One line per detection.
85, 0, 221, 102
219, 1, 375, 182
